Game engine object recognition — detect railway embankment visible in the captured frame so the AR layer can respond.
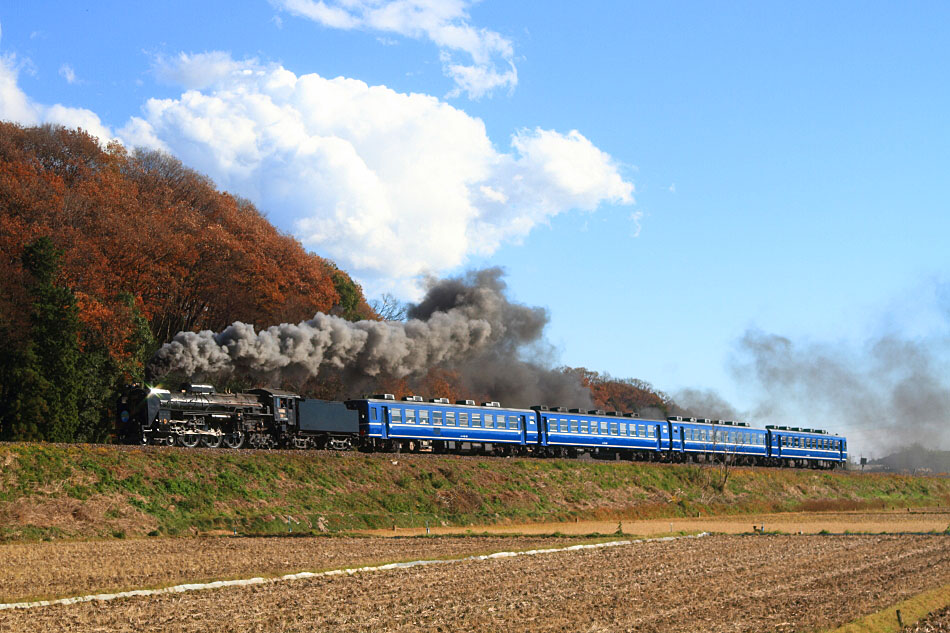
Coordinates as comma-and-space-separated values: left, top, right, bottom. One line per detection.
1, 442, 948, 542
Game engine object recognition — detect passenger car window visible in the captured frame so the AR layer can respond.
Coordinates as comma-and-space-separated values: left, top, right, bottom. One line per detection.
419, 410, 429, 425
459, 412, 468, 427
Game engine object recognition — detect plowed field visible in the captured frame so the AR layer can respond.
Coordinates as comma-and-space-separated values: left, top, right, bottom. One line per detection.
2, 534, 948, 632
0, 535, 593, 604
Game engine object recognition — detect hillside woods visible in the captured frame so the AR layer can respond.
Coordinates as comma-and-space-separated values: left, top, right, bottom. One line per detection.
0, 123, 376, 442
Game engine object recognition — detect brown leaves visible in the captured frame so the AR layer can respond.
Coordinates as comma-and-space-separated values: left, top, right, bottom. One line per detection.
0, 123, 349, 367
565, 367, 673, 414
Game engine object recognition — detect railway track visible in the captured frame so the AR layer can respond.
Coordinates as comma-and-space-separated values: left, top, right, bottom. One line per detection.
25, 440, 875, 474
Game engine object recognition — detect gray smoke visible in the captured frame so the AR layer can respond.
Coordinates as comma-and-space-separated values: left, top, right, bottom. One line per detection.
148, 268, 592, 409
673, 388, 744, 421
732, 324, 950, 458
669, 283, 950, 464
405, 270, 592, 408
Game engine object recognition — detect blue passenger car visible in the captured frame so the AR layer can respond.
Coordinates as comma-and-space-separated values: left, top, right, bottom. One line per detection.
535, 407, 667, 459
347, 394, 537, 454
765, 426, 847, 467
667, 416, 769, 464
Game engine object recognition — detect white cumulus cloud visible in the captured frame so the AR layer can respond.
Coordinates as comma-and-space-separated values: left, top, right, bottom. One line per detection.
119, 53, 632, 295
274, 0, 517, 99
0, 53, 113, 143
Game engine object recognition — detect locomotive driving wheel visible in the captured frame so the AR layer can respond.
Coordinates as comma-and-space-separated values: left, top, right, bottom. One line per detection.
179, 434, 200, 448
201, 434, 223, 448
222, 432, 245, 449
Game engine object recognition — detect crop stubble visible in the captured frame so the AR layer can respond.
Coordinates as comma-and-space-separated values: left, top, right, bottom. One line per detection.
0, 535, 588, 604
1, 534, 948, 632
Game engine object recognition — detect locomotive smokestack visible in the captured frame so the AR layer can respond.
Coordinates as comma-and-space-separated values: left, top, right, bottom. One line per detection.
147, 268, 592, 409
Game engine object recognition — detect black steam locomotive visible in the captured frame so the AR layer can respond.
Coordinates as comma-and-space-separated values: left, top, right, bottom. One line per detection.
116, 383, 358, 450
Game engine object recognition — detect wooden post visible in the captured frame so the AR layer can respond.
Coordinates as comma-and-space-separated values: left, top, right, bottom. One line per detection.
896, 609, 904, 627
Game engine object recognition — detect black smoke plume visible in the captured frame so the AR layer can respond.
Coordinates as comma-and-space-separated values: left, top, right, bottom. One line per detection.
147, 268, 592, 409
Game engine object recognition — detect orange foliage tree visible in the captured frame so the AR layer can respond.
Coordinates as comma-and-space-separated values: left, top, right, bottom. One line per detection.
0, 123, 375, 439
563, 367, 674, 416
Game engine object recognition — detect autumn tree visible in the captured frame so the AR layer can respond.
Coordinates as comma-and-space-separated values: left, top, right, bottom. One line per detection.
565, 367, 675, 416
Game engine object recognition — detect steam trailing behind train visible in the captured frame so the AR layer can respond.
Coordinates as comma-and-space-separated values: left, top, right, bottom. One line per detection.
117, 383, 847, 468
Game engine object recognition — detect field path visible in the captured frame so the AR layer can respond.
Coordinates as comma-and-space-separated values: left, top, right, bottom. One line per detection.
363, 508, 950, 537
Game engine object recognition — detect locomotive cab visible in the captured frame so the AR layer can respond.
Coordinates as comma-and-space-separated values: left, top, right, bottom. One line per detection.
248, 389, 299, 432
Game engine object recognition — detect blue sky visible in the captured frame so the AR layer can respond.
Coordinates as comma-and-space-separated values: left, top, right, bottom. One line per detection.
2, 2, 949, 452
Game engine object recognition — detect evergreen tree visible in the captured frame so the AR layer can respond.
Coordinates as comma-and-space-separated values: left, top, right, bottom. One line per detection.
0, 337, 51, 441
1, 237, 83, 441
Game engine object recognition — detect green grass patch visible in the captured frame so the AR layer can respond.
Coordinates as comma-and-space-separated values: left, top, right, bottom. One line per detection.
823, 583, 950, 633
2, 442, 950, 542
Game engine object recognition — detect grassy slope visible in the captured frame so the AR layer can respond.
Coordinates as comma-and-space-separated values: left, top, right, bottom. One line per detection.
1, 443, 949, 542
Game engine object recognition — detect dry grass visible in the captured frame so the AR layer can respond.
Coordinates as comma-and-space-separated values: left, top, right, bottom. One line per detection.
1, 534, 947, 632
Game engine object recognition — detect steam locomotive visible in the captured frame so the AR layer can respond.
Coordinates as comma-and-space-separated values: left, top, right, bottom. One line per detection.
118, 383, 848, 468
116, 384, 357, 451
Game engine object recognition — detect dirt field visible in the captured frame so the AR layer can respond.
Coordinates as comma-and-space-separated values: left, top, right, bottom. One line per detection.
364, 508, 950, 537
1, 534, 948, 632
0, 535, 594, 604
